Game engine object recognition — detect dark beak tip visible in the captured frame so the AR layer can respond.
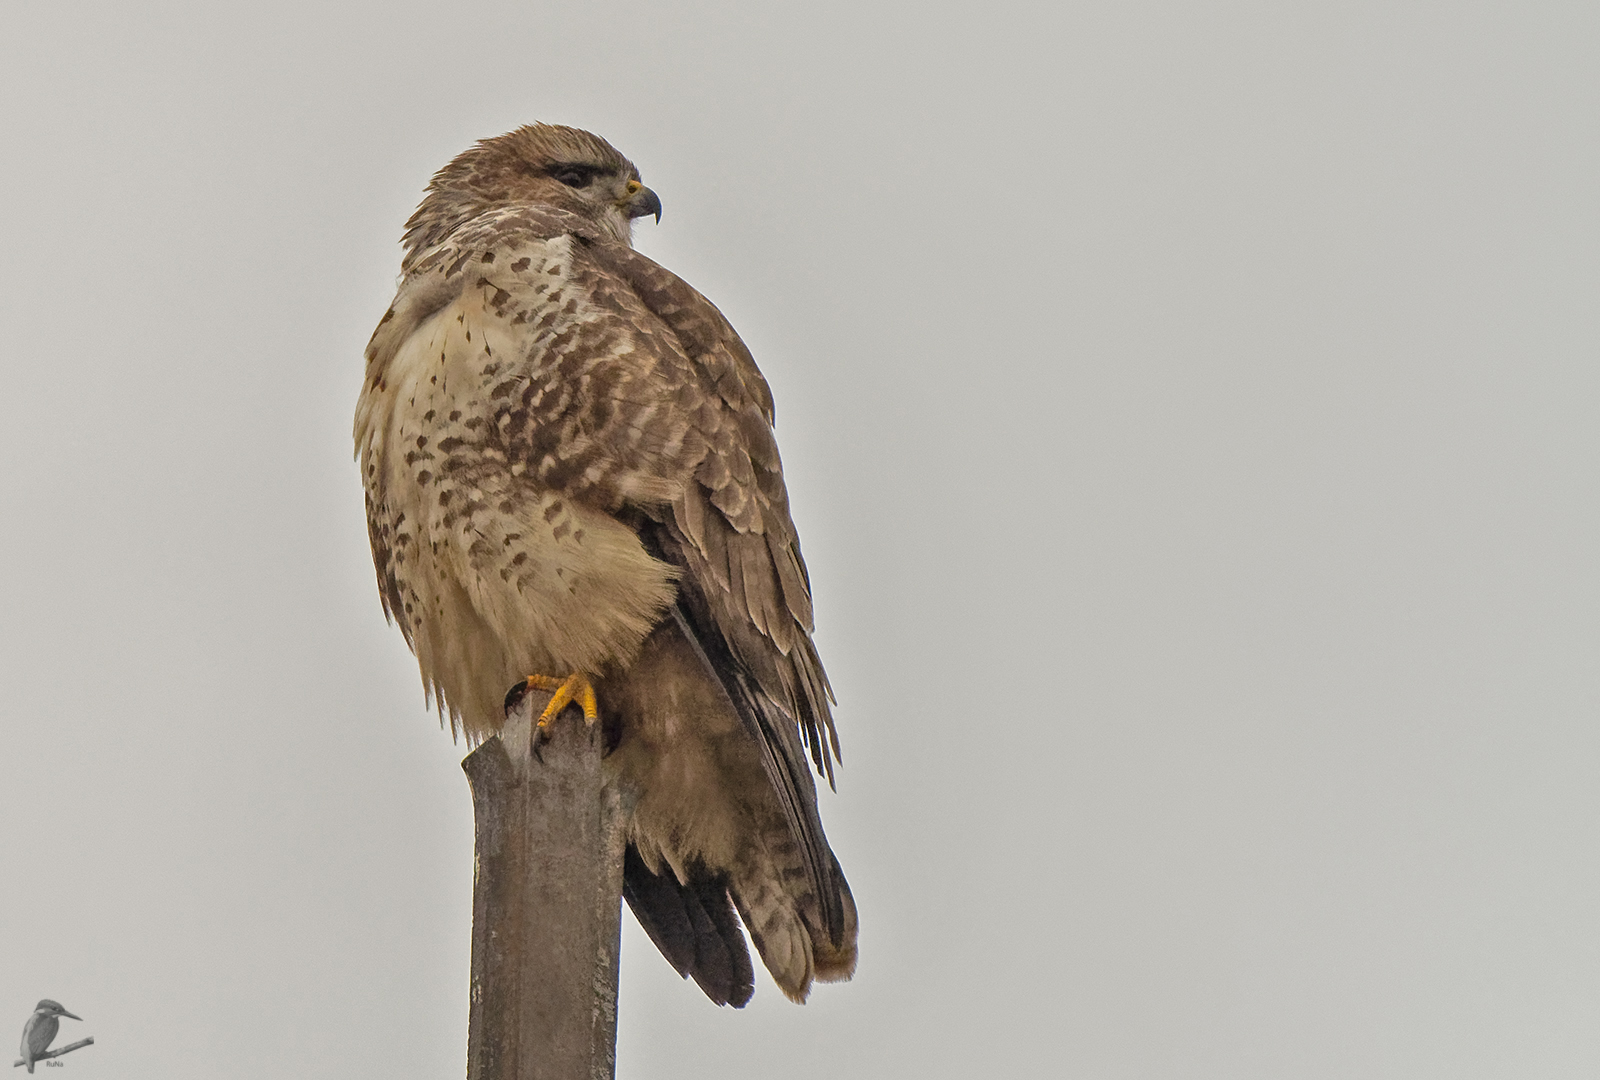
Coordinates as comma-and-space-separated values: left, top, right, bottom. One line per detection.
629, 187, 663, 225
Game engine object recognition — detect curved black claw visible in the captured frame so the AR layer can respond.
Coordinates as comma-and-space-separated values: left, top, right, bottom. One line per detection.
503, 680, 530, 718
504, 678, 554, 765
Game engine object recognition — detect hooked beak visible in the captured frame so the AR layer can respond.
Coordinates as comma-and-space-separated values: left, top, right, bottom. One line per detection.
621, 180, 662, 224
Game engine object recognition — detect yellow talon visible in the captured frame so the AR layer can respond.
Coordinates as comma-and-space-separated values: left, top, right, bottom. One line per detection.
519, 672, 600, 728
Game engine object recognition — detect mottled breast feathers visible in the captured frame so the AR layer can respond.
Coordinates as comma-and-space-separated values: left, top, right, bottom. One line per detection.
356, 203, 839, 780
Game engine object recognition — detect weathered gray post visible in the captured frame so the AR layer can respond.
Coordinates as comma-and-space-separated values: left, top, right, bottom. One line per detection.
461, 689, 627, 1080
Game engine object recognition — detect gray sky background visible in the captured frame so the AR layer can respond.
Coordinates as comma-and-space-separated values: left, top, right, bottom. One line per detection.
2, 2, 1596, 1077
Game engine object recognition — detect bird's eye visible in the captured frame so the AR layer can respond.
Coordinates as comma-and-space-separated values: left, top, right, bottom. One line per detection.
551, 167, 592, 189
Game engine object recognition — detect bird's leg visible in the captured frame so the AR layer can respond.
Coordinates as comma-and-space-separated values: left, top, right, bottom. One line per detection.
505, 672, 600, 728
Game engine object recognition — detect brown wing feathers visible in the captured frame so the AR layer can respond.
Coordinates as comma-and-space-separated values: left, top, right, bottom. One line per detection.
584, 241, 842, 782
666, 603, 849, 949
586, 239, 853, 958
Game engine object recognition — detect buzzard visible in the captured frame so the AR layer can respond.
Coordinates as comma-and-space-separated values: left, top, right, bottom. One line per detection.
355, 124, 857, 1005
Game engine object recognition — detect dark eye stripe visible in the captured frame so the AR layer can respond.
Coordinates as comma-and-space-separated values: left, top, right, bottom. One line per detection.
550, 164, 603, 188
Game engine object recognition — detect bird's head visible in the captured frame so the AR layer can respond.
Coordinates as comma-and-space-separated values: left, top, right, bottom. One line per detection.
404, 123, 662, 261
33, 1001, 79, 1022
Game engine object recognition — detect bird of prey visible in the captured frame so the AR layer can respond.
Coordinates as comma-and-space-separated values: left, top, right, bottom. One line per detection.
19, 1000, 79, 1073
355, 124, 857, 1005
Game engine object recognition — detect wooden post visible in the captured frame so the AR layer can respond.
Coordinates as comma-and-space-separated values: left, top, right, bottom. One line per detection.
462, 690, 627, 1080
